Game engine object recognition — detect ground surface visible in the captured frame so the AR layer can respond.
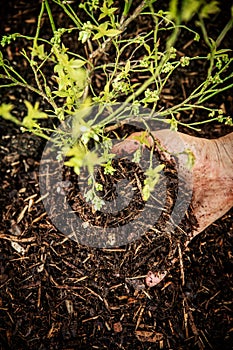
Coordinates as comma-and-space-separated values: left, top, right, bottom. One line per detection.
0, 1, 233, 350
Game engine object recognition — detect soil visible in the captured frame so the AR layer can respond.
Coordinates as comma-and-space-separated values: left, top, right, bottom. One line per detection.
0, 1, 233, 350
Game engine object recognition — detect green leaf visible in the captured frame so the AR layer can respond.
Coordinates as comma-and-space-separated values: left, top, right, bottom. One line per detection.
0, 103, 21, 125
105, 29, 122, 37
93, 22, 109, 40
64, 140, 102, 176
30, 44, 47, 60
167, 116, 178, 131
95, 183, 103, 191
53, 90, 70, 97
99, 2, 118, 20
103, 161, 115, 175
125, 60, 131, 74
22, 101, 47, 130
131, 131, 151, 148
143, 164, 165, 201
67, 66, 87, 83
168, 0, 178, 20
64, 143, 86, 174
93, 22, 121, 40
144, 43, 151, 55
181, 0, 202, 22
70, 59, 86, 69
184, 149, 196, 170
200, 1, 220, 19
215, 49, 231, 56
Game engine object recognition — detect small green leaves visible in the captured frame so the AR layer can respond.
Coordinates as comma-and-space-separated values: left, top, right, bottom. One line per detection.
142, 89, 160, 104
167, 116, 178, 131
103, 160, 115, 175
92, 22, 122, 40
22, 101, 47, 131
0, 103, 21, 125
161, 62, 174, 73
79, 0, 100, 12
194, 33, 200, 41
30, 44, 47, 60
131, 131, 151, 148
99, 1, 118, 20
0, 0, 232, 219
199, 1, 220, 19
142, 164, 165, 201
95, 182, 103, 191
78, 21, 93, 43
168, 0, 220, 23
224, 116, 233, 126
180, 0, 202, 22
52, 48, 87, 110
64, 142, 102, 175
85, 188, 105, 211
1, 33, 19, 47
71, 100, 102, 144
180, 56, 190, 67
184, 149, 195, 170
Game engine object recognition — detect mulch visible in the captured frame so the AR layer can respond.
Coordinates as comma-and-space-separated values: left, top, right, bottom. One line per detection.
0, 1, 233, 349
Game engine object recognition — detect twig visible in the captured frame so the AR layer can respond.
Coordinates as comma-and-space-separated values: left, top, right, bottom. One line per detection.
89, 1, 146, 62
0, 74, 58, 111
0, 234, 35, 243
178, 243, 185, 286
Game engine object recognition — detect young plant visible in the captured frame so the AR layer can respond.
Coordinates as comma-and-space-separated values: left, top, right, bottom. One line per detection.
0, 0, 232, 207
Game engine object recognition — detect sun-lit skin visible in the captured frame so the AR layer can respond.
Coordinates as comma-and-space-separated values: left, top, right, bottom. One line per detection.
112, 130, 233, 239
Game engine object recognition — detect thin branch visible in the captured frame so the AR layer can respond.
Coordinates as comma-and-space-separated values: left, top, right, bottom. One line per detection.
89, 1, 147, 62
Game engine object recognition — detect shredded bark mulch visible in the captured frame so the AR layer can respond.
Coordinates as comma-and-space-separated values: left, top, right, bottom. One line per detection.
0, 1, 232, 349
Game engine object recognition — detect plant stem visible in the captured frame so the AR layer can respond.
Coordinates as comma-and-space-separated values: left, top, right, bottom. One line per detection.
45, 0, 57, 33
216, 16, 233, 48
31, 0, 46, 92
0, 74, 58, 111
52, 0, 83, 28
198, 82, 233, 104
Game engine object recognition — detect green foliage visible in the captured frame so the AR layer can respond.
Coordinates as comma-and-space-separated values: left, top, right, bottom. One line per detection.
0, 103, 21, 125
0, 0, 232, 209
184, 149, 196, 170
131, 131, 151, 148
22, 101, 47, 131
92, 22, 122, 40
99, 1, 118, 20
1, 33, 19, 46
169, 0, 220, 23
200, 1, 220, 19
142, 164, 165, 201
64, 142, 102, 175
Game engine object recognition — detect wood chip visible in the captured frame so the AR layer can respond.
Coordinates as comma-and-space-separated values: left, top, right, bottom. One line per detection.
113, 322, 123, 333
135, 330, 163, 342
11, 241, 26, 255
17, 205, 28, 223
